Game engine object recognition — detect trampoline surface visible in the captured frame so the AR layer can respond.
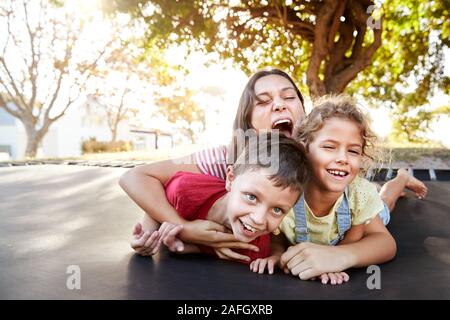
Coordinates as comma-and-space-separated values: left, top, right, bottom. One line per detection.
0, 165, 449, 299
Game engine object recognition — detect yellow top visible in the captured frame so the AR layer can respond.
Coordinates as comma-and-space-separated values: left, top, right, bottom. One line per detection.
279, 176, 384, 245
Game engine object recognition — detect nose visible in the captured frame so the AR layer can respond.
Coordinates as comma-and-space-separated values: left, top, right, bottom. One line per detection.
249, 207, 267, 226
336, 148, 348, 164
272, 96, 286, 112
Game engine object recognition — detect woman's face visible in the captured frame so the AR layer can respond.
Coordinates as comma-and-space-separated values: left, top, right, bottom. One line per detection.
250, 74, 305, 137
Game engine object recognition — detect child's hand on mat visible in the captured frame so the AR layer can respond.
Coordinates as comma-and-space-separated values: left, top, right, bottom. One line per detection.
159, 222, 185, 253
181, 220, 259, 252
280, 242, 350, 280
214, 247, 251, 262
249, 255, 280, 274
312, 272, 350, 285
130, 223, 162, 256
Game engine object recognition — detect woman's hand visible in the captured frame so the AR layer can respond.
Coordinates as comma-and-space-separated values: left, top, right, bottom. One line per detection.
130, 223, 162, 256
130, 222, 186, 256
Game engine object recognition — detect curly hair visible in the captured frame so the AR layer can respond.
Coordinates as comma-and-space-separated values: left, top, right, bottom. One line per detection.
294, 94, 380, 173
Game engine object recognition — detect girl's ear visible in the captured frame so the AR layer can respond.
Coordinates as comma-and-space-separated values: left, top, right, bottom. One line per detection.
225, 166, 234, 192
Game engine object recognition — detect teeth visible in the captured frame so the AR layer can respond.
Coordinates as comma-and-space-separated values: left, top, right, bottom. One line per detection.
328, 169, 348, 176
241, 220, 257, 233
273, 119, 291, 126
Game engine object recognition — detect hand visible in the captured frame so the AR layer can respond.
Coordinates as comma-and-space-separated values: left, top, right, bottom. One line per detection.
181, 219, 260, 251
214, 248, 251, 263
313, 272, 350, 285
280, 242, 351, 280
159, 222, 185, 252
130, 223, 162, 256
249, 255, 280, 274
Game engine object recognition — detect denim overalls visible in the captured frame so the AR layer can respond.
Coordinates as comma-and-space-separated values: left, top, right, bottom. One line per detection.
294, 190, 352, 246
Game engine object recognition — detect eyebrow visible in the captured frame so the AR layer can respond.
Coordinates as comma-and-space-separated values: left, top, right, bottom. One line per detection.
255, 87, 296, 97
244, 188, 292, 210
321, 139, 363, 148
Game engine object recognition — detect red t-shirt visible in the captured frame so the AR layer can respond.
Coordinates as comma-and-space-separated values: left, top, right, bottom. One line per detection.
164, 171, 270, 263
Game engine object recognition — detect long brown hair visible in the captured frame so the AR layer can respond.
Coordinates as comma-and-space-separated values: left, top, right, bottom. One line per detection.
229, 69, 305, 163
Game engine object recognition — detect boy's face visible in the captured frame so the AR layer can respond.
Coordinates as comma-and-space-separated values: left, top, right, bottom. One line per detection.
306, 117, 363, 194
225, 167, 300, 243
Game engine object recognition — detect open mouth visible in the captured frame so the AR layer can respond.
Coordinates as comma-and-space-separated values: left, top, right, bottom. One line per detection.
239, 219, 258, 234
271, 119, 293, 137
327, 169, 349, 179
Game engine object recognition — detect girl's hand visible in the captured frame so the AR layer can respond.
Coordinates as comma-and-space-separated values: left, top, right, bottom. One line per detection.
181, 219, 260, 252
314, 272, 350, 285
280, 242, 351, 280
249, 255, 280, 274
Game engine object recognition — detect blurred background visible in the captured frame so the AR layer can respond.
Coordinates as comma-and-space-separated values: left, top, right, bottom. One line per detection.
0, 0, 448, 166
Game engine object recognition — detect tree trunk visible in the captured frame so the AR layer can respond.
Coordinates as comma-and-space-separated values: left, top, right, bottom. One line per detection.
24, 126, 41, 158
23, 118, 50, 159
111, 125, 117, 143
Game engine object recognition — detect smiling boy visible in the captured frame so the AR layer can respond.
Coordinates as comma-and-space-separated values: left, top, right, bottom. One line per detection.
131, 132, 309, 263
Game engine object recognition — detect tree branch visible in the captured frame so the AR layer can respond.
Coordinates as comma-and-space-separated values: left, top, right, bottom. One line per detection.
23, 0, 39, 114
328, 16, 383, 93
0, 57, 29, 111
327, 0, 347, 50
306, 0, 338, 97
0, 92, 22, 118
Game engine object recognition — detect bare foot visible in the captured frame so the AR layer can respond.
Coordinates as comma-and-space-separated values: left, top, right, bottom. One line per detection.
397, 168, 428, 199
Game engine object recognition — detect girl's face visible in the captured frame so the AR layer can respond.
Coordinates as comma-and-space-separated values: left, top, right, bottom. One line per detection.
225, 168, 299, 243
250, 75, 305, 138
306, 118, 364, 195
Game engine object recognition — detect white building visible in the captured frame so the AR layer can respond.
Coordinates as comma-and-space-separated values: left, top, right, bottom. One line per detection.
0, 104, 174, 160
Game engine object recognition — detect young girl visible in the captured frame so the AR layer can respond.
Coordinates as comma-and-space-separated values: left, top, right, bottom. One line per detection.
250, 94, 400, 284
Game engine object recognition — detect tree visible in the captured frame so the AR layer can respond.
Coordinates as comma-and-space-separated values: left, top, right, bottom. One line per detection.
106, 0, 449, 142
154, 85, 205, 144
0, 0, 110, 157
84, 16, 162, 143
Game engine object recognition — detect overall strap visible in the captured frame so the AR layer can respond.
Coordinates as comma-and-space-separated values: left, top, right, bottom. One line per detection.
330, 188, 352, 245
293, 193, 309, 243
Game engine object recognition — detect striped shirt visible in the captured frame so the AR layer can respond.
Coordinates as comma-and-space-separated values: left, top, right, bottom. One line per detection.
194, 145, 229, 180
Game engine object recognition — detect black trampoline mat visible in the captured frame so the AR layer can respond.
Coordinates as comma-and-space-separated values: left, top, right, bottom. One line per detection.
0, 165, 449, 299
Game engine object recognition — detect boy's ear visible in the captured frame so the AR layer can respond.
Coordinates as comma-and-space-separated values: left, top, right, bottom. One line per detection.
300, 141, 309, 153
225, 166, 234, 192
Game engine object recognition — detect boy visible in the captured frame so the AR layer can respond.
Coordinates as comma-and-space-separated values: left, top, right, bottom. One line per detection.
128, 132, 309, 263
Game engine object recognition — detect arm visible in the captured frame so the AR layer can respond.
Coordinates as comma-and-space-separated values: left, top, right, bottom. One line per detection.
336, 215, 397, 268
280, 215, 397, 279
119, 156, 258, 251
119, 156, 196, 226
